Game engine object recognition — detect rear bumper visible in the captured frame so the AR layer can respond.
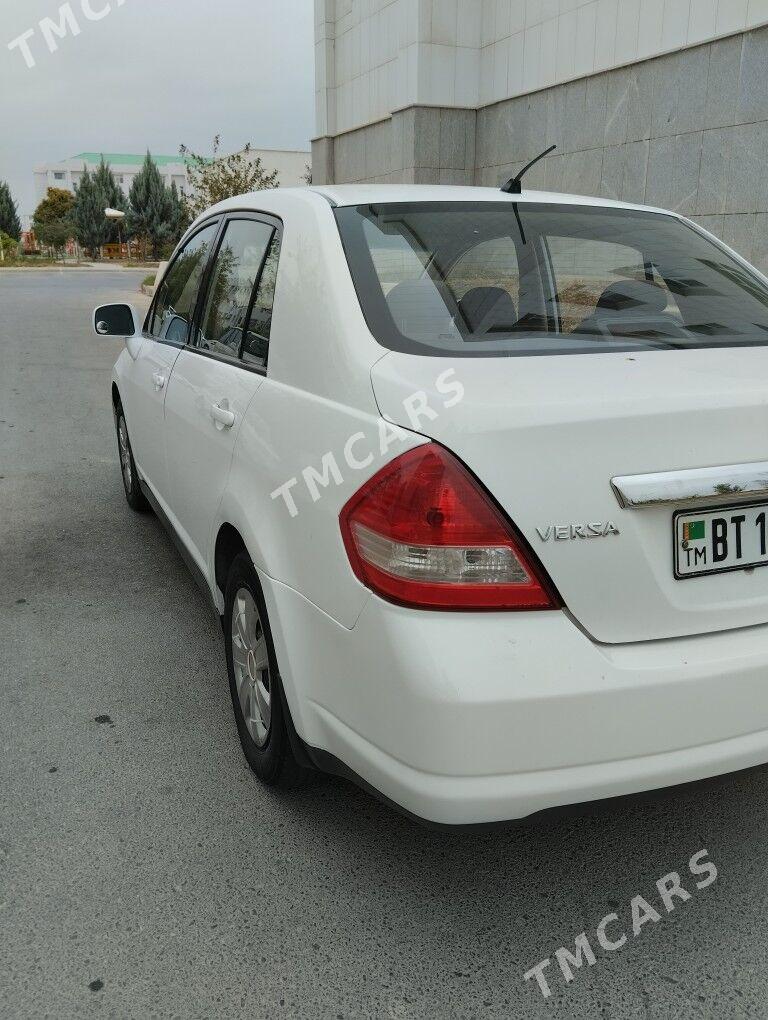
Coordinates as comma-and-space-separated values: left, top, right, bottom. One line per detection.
308, 709, 768, 827
261, 571, 768, 825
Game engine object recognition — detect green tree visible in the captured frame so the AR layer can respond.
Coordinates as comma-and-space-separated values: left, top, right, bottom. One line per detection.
0, 230, 20, 261
168, 180, 189, 243
126, 152, 174, 259
33, 187, 75, 259
0, 180, 21, 240
33, 186, 74, 223
73, 167, 110, 258
92, 156, 126, 243
178, 136, 279, 220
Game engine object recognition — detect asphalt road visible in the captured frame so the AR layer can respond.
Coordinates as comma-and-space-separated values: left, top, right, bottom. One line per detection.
2, 269, 768, 1020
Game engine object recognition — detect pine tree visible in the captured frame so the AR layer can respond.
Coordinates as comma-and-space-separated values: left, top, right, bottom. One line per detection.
126, 152, 174, 259
168, 180, 189, 244
0, 180, 21, 240
92, 156, 126, 243
73, 166, 110, 258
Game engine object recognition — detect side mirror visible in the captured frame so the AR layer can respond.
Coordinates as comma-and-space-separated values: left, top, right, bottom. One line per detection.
93, 303, 139, 337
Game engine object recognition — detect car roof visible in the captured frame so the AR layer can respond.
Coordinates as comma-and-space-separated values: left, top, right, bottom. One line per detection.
305, 183, 673, 217
204, 184, 675, 218
196, 185, 676, 225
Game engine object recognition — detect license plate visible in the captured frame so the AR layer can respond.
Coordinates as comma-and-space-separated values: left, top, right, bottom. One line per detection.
674, 502, 768, 578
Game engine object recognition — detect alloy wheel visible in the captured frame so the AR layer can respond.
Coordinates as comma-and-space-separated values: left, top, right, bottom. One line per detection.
118, 415, 132, 492
231, 587, 272, 746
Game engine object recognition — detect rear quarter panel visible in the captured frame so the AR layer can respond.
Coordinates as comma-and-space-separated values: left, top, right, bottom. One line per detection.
214, 190, 424, 627
221, 380, 424, 627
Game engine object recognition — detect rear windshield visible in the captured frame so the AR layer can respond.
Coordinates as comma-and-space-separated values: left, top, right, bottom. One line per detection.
334, 202, 768, 357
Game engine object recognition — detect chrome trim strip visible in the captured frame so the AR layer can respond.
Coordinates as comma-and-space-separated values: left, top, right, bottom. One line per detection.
611, 461, 768, 509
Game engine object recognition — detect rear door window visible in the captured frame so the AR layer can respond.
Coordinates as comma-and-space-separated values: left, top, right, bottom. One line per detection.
241, 231, 282, 370
195, 219, 274, 358
149, 222, 218, 344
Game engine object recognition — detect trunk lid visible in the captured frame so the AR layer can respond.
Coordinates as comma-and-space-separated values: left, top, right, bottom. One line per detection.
371, 346, 768, 643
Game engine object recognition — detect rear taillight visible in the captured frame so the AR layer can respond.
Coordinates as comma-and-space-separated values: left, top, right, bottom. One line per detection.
339, 444, 557, 610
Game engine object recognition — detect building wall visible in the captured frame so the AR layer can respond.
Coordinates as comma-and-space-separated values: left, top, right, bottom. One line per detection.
476, 0, 768, 106
474, 28, 768, 270
316, 0, 768, 142
317, 105, 476, 184
244, 148, 311, 185
314, 1, 768, 270
33, 160, 188, 203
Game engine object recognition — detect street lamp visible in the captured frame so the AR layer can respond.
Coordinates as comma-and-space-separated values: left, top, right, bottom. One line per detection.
105, 207, 126, 258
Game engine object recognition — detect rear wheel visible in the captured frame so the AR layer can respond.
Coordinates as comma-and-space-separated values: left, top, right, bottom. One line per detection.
224, 551, 305, 786
115, 405, 149, 511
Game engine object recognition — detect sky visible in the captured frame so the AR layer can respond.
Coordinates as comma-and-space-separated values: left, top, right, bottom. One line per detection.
0, 0, 315, 220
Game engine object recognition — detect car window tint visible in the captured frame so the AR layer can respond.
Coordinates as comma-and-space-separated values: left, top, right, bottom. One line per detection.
150, 223, 218, 343
448, 237, 520, 302
359, 216, 463, 344
546, 236, 682, 334
196, 219, 273, 357
546, 237, 644, 333
337, 202, 762, 356
242, 232, 281, 369
446, 237, 521, 334
367, 224, 430, 290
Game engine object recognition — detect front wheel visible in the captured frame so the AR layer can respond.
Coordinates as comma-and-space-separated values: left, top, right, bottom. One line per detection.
115, 406, 149, 511
224, 551, 305, 787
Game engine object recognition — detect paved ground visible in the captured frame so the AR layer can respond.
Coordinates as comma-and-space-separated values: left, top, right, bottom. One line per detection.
2, 270, 767, 1019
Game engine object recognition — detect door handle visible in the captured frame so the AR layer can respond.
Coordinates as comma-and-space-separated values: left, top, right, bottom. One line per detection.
210, 401, 236, 429
152, 371, 166, 391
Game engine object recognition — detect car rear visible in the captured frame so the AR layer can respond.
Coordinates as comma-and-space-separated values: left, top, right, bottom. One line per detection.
286, 186, 768, 824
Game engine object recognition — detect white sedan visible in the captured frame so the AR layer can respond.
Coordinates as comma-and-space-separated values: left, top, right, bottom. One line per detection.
94, 183, 768, 825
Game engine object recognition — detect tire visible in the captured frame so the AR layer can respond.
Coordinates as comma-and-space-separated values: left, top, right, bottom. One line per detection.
224, 551, 305, 787
115, 404, 149, 512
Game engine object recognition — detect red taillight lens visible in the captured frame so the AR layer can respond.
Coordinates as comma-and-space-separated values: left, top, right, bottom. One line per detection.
339, 444, 557, 610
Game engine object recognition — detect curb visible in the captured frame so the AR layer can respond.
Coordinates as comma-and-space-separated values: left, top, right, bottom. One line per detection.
0, 265, 155, 272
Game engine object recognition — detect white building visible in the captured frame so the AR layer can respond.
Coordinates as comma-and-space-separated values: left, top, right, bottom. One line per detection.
242, 147, 311, 185
313, 0, 768, 271
33, 153, 189, 203
33, 147, 312, 205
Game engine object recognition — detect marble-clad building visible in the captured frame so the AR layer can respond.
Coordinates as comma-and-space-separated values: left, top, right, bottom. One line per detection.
313, 0, 768, 270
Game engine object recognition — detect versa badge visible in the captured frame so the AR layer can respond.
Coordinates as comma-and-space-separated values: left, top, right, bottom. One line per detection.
536, 522, 620, 541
